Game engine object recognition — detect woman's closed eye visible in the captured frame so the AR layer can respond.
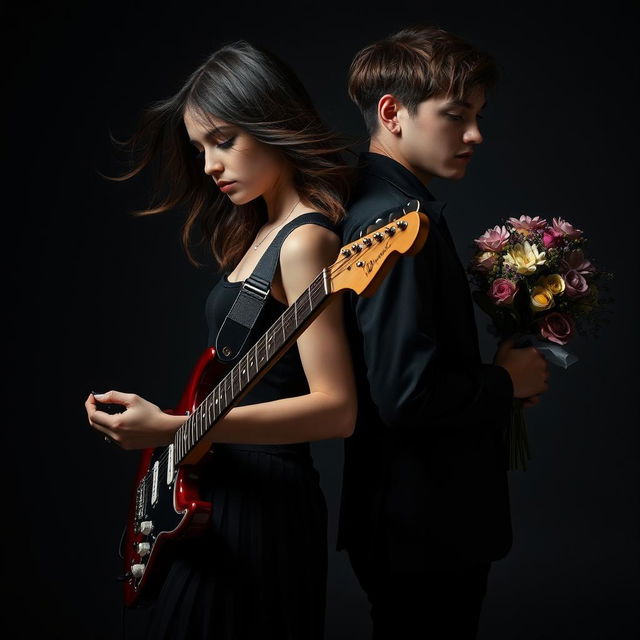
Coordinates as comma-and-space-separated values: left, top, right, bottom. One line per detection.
194, 136, 236, 159
217, 136, 236, 150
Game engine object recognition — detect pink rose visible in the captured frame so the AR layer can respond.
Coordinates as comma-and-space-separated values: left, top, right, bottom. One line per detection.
489, 278, 518, 305
539, 311, 576, 345
507, 214, 548, 235
552, 217, 583, 239
474, 225, 510, 252
564, 269, 589, 298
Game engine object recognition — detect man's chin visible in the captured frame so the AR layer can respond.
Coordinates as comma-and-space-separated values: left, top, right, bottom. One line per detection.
440, 166, 468, 181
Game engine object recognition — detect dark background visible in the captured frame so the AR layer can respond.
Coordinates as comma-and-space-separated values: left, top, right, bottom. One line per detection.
5, 1, 638, 638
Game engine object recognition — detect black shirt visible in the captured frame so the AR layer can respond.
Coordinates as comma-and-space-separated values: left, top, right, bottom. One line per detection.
337, 152, 514, 569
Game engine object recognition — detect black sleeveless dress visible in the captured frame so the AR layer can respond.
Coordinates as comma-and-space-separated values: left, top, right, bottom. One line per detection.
144, 220, 334, 640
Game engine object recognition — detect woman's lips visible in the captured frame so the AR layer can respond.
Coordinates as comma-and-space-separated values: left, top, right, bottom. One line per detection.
218, 181, 237, 193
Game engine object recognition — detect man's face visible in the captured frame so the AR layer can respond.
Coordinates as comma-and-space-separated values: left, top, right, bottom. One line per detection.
396, 87, 486, 184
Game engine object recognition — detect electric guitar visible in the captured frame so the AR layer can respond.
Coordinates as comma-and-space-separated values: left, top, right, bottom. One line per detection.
120, 205, 430, 607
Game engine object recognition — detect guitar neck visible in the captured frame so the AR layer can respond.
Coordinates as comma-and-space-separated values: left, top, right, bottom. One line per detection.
174, 269, 331, 465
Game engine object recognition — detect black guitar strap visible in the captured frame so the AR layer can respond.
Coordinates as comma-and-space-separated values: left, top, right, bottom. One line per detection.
215, 212, 338, 363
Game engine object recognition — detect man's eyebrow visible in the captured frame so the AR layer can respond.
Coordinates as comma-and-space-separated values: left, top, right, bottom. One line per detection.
445, 99, 488, 110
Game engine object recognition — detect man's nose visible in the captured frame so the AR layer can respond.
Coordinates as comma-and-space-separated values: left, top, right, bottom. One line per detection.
463, 124, 483, 145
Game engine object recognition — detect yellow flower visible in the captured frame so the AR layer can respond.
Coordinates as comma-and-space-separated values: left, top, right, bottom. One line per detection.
503, 241, 546, 275
537, 274, 565, 296
530, 286, 555, 312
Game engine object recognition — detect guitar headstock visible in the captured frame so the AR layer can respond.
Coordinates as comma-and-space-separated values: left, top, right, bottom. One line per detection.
329, 202, 430, 297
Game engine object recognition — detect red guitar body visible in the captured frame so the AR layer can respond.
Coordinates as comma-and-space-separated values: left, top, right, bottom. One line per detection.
122, 347, 225, 608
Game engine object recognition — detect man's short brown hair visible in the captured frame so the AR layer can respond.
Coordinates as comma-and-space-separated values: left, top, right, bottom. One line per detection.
348, 25, 498, 135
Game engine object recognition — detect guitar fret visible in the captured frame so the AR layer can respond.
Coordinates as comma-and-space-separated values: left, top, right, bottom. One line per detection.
206, 394, 214, 428
253, 343, 258, 376
242, 354, 249, 385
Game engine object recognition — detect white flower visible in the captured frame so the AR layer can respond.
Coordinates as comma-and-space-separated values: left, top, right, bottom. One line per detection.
503, 241, 547, 275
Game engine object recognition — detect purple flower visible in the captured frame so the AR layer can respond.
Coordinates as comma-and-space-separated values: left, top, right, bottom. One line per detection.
564, 269, 589, 298
474, 225, 510, 252
539, 311, 576, 345
561, 248, 595, 275
489, 278, 518, 305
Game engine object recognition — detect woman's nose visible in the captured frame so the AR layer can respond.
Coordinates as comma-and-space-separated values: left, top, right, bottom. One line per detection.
204, 152, 223, 177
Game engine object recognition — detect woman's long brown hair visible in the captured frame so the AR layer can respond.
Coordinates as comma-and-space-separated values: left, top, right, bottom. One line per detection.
109, 40, 353, 269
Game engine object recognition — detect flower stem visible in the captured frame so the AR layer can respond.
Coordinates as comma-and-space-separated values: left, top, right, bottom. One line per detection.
506, 399, 531, 471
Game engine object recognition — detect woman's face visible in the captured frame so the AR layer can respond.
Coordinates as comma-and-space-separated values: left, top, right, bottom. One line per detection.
183, 107, 289, 205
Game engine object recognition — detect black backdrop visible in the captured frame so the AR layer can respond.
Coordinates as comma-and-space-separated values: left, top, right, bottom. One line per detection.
5, 1, 638, 638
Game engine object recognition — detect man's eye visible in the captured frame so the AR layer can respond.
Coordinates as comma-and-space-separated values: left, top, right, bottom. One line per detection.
446, 113, 463, 121
218, 136, 236, 150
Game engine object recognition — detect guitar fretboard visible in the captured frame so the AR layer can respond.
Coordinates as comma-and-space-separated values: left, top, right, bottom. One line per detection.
173, 270, 330, 464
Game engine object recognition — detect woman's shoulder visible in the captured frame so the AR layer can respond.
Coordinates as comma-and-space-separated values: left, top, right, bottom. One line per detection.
280, 213, 341, 261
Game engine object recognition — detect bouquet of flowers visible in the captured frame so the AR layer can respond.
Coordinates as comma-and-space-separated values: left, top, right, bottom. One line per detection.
468, 214, 613, 470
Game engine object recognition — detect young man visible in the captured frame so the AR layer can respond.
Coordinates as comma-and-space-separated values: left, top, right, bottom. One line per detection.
337, 26, 550, 638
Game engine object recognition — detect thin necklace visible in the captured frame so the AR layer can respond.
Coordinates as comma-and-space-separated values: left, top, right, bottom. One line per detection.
253, 200, 300, 250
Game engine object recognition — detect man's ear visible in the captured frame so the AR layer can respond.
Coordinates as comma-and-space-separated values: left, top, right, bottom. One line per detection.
377, 94, 403, 135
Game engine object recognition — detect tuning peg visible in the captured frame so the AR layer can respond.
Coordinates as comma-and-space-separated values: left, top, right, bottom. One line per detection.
402, 199, 421, 214
358, 218, 385, 237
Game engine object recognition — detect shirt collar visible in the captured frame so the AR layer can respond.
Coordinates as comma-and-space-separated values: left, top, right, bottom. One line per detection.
359, 151, 446, 223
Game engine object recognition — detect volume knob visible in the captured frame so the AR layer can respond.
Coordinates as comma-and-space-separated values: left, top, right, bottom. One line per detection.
139, 521, 154, 535
137, 542, 151, 557
131, 564, 145, 579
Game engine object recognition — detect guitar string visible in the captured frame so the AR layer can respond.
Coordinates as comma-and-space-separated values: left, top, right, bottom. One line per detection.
136, 264, 337, 502
137, 223, 414, 498
137, 264, 335, 496
140, 263, 337, 489
137, 227, 408, 499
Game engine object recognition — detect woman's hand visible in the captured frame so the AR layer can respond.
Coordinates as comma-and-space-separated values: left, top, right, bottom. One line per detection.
85, 390, 186, 449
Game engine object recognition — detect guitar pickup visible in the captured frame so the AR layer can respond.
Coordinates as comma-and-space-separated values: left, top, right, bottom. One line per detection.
151, 461, 159, 506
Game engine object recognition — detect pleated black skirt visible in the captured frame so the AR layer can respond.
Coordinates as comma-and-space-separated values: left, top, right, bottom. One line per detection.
143, 444, 328, 640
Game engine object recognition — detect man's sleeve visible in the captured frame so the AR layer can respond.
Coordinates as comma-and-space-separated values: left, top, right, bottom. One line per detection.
352, 239, 513, 431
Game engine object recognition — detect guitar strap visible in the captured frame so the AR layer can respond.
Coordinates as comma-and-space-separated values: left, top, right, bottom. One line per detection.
215, 212, 338, 363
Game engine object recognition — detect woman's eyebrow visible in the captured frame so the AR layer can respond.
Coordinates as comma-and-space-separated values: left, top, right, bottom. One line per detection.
189, 125, 234, 145
206, 125, 234, 139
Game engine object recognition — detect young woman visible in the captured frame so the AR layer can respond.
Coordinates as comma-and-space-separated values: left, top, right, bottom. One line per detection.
85, 40, 357, 639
